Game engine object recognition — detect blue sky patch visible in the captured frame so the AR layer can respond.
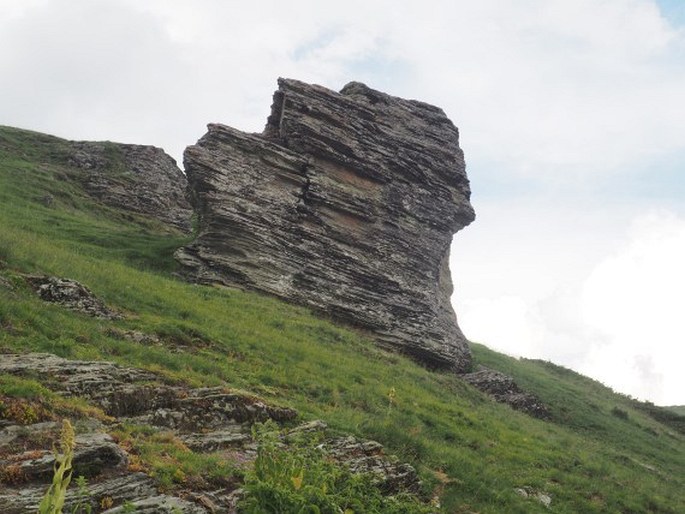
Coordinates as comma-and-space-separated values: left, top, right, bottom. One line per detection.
655, 0, 685, 27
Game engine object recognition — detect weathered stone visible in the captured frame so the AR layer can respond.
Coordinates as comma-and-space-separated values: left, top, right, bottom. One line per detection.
179, 426, 251, 452
24, 275, 122, 320
176, 78, 475, 372
0, 421, 59, 449
187, 489, 242, 514
0, 276, 12, 290
0, 355, 297, 425
0, 353, 162, 415
131, 388, 297, 432
0, 354, 427, 511
286, 419, 328, 435
0, 473, 159, 514
461, 367, 550, 419
323, 435, 422, 494
68, 141, 192, 232
106, 328, 161, 346
0, 431, 127, 483
286, 421, 422, 495
101, 495, 208, 514
514, 487, 552, 509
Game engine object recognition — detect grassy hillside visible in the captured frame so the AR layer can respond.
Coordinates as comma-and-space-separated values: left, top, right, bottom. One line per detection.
1, 125, 684, 513
666, 405, 685, 416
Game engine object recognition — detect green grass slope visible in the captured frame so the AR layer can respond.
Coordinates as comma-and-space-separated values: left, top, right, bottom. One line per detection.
665, 405, 685, 416
1, 126, 684, 513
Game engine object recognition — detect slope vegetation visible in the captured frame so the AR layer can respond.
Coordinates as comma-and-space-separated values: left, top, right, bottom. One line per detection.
1, 126, 683, 513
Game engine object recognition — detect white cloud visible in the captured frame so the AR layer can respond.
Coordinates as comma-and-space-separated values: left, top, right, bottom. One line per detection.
455, 209, 685, 404
396, 0, 685, 183
2, 0, 684, 174
579, 211, 685, 404
458, 295, 538, 357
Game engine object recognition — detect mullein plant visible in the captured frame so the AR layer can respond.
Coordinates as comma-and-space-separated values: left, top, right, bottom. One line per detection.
38, 419, 76, 514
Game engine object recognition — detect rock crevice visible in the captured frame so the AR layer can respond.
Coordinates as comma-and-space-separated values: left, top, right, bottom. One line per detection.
176, 78, 475, 372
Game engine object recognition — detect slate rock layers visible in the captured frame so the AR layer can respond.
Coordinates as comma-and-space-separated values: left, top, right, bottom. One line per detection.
176, 78, 475, 371
68, 140, 192, 232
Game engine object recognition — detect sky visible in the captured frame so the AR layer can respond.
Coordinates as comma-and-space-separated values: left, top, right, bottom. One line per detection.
1, 0, 683, 405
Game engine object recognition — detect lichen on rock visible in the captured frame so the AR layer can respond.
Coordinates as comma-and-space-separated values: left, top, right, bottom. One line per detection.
176, 78, 475, 372
462, 367, 550, 419
68, 140, 192, 233
24, 275, 122, 320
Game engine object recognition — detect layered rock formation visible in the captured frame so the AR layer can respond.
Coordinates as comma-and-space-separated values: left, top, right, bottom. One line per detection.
176, 78, 475, 371
68, 141, 192, 232
0, 354, 424, 513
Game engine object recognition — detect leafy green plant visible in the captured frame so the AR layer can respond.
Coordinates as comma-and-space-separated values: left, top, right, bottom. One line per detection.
239, 421, 432, 514
121, 502, 138, 513
611, 406, 629, 420
71, 475, 92, 514
35, 420, 94, 514
38, 419, 75, 514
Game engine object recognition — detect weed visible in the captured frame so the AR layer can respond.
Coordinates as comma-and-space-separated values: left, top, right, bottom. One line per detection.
99, 496, 114, 510
0, 463, 26, 484
611, 407, 629, 420
72, 475, 93, 514
38, 419, 75, 514
121, 502, 137, 513
239, 421, 432, 513
111, 423, 240, 492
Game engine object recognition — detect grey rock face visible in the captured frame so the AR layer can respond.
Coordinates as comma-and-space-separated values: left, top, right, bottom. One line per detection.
68, 141, 192, 232
0, 353, 426, 513
462, 367, 550, 419
24, 275, 122, 319
177, 78, 475, 371
1, 431, 127, 483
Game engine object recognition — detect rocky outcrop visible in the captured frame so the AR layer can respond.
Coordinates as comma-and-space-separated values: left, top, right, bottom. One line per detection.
461, 367, 550, 419
24, 275, 122, 319
67, 141, 192, 232
286, 420, 421, 495
176, 78, 475, 372
0, 354, 426, 513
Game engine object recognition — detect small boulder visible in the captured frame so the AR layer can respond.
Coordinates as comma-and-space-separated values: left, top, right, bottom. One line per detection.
462, 367, 549, 419
24, 275, 122, 319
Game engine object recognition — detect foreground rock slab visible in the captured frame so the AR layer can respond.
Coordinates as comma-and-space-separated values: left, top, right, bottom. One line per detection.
177, 78, 475, 372
0, 353, 425, 513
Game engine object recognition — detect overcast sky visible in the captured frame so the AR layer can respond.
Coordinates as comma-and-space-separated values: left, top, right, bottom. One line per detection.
1, 0, 684, 405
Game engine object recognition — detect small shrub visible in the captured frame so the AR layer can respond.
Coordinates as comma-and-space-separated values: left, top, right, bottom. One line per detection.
0, 463, 26, 484
0, 396, 49, 424
611, 407, 629, 420
239, 421, 431, 514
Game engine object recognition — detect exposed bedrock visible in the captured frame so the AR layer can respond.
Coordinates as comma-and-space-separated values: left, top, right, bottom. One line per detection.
68, 140, 192, 232
176, 78, 475, 371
